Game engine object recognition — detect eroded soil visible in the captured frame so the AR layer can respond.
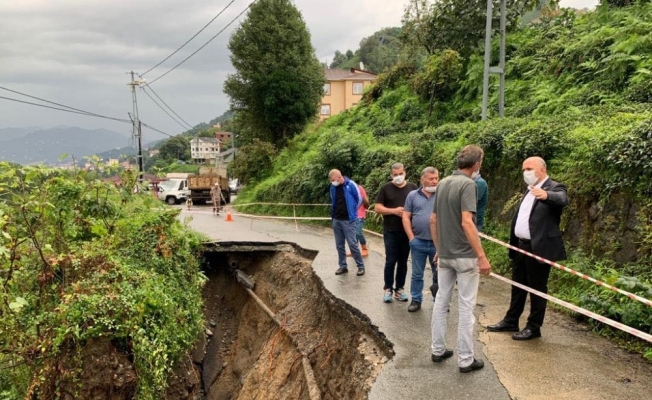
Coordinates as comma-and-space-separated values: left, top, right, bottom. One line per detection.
197, 243, 394, 400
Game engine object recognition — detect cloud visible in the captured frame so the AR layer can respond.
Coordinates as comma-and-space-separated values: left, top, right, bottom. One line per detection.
0, 0, 598, 141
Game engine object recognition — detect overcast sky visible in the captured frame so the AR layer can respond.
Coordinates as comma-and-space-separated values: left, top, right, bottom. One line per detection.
0, 0, 599, 141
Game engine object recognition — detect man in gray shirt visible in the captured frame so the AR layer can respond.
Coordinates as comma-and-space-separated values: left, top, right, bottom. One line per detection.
430, 145, 491, 373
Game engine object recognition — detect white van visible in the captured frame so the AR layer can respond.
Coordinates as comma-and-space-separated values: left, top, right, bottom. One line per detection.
157, 178, 190, 205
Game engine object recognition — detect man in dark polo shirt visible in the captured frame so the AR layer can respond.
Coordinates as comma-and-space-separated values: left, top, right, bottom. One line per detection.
375, 163, 418, 303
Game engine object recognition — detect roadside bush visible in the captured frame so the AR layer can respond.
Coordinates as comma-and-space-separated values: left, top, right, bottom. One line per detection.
0, 163, 205, 399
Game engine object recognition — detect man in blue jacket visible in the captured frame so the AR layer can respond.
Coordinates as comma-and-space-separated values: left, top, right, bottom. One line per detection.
329, 169, 365, 276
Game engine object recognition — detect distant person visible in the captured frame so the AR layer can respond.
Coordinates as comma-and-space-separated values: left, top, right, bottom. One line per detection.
375, 163, 418, 303
348, 184, 370, 258
474, 173, 488, 232
210, 183, 221, 215
487, 157, 568, 340
430, 145, 491, 373
402, 167, 439, 312
329, 169, 365, 276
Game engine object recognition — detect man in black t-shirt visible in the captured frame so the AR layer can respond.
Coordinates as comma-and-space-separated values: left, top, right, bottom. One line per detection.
375, 163, 418, 303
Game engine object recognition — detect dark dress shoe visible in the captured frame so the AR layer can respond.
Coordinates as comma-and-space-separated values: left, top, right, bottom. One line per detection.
431, 349, 453, 363
512, 327, 541, 341
407, 301, 421, 312
459, 358, 484, 373
486, 320, 519, 332
335, 268, 348, 275
356, 268, 365, 276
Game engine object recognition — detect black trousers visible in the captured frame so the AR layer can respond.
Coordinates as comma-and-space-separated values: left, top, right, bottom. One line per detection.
504, 242, 552, 330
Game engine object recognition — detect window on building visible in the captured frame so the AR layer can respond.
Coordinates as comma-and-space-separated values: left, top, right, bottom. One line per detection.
353, 82, 364, 95
320, 104, 331, 115
323, 83, 331, 96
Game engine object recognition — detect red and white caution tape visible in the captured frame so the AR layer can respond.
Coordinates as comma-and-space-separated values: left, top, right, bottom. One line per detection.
489, 272, 652, 343
479, 232, 652, 309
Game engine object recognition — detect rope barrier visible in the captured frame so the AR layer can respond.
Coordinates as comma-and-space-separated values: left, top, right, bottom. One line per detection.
478, 233, 652, 309
490, 272, 652, 343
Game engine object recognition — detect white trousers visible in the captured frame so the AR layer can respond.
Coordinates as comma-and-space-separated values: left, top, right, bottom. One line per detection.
430, 257, 479, 368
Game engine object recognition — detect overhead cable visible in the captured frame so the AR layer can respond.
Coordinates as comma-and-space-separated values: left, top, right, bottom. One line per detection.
0, 95, 131, 124
137, 74, 193, 129
140, 86, 193, 131
0, 85, 131, 123
148, 0, 259, 85
141, 0, 237, 76
140, 121, 175, 138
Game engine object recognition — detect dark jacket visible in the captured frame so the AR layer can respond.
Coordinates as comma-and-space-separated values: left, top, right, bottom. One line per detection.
509, 178, 568, 262
330, 177, 361, 222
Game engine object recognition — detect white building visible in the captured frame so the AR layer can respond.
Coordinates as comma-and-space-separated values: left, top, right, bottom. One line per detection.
190, 137, 221, 164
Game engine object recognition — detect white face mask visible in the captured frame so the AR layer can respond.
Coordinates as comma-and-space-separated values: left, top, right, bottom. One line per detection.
331, 180, 340, 187
424, 186, 437, 193
471, 171, 479, 180
523, 170, 538, 186
392, 174, 405, 185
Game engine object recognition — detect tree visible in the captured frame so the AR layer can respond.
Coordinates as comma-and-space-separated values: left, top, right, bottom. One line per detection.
224, 0, 325, 148
402, 0, 543, 58
357, 27, 403, 73
227, 139, 277, 184
158, 136, 190, 161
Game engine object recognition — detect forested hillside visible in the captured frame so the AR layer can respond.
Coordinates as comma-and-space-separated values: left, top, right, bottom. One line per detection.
238, 3, 652, 354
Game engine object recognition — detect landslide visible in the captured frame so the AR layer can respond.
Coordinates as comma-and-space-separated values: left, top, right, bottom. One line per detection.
236, 4, 652, 356
197, 242, 393, 399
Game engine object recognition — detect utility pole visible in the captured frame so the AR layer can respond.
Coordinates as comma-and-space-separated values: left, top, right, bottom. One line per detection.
481, 0, 507, 120
127, 71, 145, 183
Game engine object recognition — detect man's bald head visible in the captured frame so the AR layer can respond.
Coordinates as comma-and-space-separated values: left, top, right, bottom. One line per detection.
328, 169, 342, 180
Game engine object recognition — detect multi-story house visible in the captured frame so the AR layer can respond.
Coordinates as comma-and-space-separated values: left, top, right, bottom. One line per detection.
190, 136, 221, 164
320, 67, 377, 120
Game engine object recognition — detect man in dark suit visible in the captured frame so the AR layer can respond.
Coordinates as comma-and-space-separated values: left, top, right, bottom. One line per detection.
487, 156, 568, 340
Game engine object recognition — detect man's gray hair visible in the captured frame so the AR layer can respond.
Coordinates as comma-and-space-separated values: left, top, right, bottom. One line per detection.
391, 163, 404, 171
457, 145, 484, 169
421, 166, 438, 177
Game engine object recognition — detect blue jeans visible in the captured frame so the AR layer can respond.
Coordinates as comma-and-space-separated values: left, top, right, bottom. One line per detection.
333, 219, 364, 269
383, 230, 410, 291
355, 218, 367, 245
409, 238, 437, 302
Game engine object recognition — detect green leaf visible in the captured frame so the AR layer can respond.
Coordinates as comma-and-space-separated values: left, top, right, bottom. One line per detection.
9, 297, 28, 313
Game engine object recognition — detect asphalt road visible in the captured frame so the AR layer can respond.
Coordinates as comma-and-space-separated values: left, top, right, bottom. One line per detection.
178, 204, 652, 400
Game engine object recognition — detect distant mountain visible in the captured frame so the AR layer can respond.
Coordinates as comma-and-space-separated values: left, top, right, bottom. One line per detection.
0, 127, 131, 165
0, 127, 40, 141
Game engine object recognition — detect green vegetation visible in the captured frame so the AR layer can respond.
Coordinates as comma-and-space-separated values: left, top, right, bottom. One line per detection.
329, 27, 403, 73
237, 3, 652, 355
224, 0, 325, 148
0, 162, 206, 398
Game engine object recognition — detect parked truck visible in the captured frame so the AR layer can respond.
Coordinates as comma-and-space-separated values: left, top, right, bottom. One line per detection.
157, 173, 191, 205
188, 166, 230, 205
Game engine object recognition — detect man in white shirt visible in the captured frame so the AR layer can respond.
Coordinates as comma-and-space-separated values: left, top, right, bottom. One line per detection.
487, 157, 568, 340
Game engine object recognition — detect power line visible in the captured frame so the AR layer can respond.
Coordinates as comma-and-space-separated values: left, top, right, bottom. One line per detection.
148, 0, 259, 85
137, 73, 194, 129
140, 86, 192, 131
0, 95, 132, 124
0, 85, 131, 123
140, 121, 175, 138
141, 0, 237, 76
